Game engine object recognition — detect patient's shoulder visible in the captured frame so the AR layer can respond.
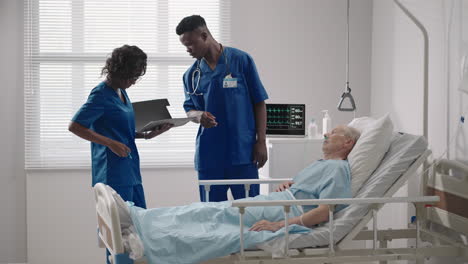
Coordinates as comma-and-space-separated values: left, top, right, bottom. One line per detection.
322, 159, 350, 168
322, 160, 351, 178
304, 159, 349, 172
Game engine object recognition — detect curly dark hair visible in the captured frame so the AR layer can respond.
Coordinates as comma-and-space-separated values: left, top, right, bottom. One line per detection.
101, 45, 147, 80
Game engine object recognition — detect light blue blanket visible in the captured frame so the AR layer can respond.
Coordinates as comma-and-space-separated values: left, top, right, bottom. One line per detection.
128, 160, 351, 264
129, 192, 308, 264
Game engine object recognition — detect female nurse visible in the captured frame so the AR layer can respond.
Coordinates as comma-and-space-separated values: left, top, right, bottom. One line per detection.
68, 44, 171, 263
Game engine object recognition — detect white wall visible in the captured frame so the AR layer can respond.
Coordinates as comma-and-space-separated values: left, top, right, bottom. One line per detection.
370, 0, 425, 243
0, 0, 373, 263
371, 0, 468, 261
0, 0, 27, 262
26, 168, 199, 263
231, 0, 373, 127
371, 0, 448, 153
447, 0, 468, 162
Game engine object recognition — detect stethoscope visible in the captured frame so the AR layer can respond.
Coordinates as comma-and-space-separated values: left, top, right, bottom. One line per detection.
187, 44, 230, 96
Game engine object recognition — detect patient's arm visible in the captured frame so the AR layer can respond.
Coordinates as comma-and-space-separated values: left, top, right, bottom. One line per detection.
249, 205, 329, 232
300, 204, 329, 227
274, 181, 294, 192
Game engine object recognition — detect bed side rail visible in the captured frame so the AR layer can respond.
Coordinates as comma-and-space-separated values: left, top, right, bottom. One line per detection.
94, 184, 148, 264
94, 183, 125, 256
231, 196, 439, 261
426, 159, 468, 237
198, 178, 292, 201
436, 159, 468, 181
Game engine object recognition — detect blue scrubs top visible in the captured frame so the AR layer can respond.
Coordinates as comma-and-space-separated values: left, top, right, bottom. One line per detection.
183, 47, 269, 170
72, 82, 141, 187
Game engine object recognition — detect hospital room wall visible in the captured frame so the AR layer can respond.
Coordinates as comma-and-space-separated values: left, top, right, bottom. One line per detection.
371, 0, 449, 156
370, 1, 467, 262
0, 0, 27, 263
369, 0, 424, 251
0, 0, 373, 263
230, 0, 373, 127
371, 0, 467, 179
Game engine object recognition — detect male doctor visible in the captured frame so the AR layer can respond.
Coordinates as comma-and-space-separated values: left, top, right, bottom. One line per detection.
176, 15, 269, 202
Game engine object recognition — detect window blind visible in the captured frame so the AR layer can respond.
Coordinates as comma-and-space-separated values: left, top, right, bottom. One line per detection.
24, 0, 231, 169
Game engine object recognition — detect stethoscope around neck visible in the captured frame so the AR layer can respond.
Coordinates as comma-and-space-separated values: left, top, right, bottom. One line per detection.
186, 44, 230, 96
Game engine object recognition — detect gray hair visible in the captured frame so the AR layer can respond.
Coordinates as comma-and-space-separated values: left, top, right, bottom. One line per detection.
343, 126, 361, 143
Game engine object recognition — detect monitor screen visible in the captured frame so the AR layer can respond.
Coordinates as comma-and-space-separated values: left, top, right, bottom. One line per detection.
266, 104, 305, 136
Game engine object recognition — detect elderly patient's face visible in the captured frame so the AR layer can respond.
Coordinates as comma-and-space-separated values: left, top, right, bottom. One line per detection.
322, 126, 350, 153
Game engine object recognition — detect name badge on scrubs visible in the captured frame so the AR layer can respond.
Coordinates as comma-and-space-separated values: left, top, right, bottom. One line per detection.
223, 74, 237, 88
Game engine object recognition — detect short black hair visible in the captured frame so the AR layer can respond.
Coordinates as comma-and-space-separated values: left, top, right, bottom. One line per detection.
176, 15, 207, 35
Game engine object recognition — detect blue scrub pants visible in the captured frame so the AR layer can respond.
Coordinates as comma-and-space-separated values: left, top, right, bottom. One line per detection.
198, 164, 259, 202
105, 184, 147, 264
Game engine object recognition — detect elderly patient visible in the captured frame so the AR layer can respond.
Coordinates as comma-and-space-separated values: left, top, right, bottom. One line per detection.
123, 125, 360, 264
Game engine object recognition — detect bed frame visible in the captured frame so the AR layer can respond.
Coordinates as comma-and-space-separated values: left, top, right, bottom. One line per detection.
424, 159, 468, 248
94, 184, 146, 264
94, 148, 468, 264
198, 155, 468, 264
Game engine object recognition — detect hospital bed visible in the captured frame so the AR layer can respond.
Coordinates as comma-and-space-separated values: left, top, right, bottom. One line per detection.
94, 132, 468, 263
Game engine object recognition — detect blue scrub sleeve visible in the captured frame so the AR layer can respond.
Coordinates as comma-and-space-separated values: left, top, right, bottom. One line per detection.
182, 73, 197, 112
244, 54, 269, 104
72, 89, 105, 128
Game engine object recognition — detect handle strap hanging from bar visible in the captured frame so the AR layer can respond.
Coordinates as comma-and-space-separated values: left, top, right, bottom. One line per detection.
338, 0, 357, 112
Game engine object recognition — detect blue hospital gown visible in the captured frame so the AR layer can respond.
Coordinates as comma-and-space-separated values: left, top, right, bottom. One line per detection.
128, 160, 351, 264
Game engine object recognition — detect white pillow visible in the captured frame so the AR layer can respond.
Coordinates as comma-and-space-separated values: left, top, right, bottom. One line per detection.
348, 114, 394, 196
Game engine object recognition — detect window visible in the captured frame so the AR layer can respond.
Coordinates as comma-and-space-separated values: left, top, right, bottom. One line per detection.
24, 0, 231, 169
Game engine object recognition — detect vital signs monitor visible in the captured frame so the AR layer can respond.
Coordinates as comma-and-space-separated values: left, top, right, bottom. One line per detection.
266, 104, 305, 136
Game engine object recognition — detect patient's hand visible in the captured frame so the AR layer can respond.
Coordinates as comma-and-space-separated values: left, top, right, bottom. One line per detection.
249, 220, 283, 232
274, 181, 294, 192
